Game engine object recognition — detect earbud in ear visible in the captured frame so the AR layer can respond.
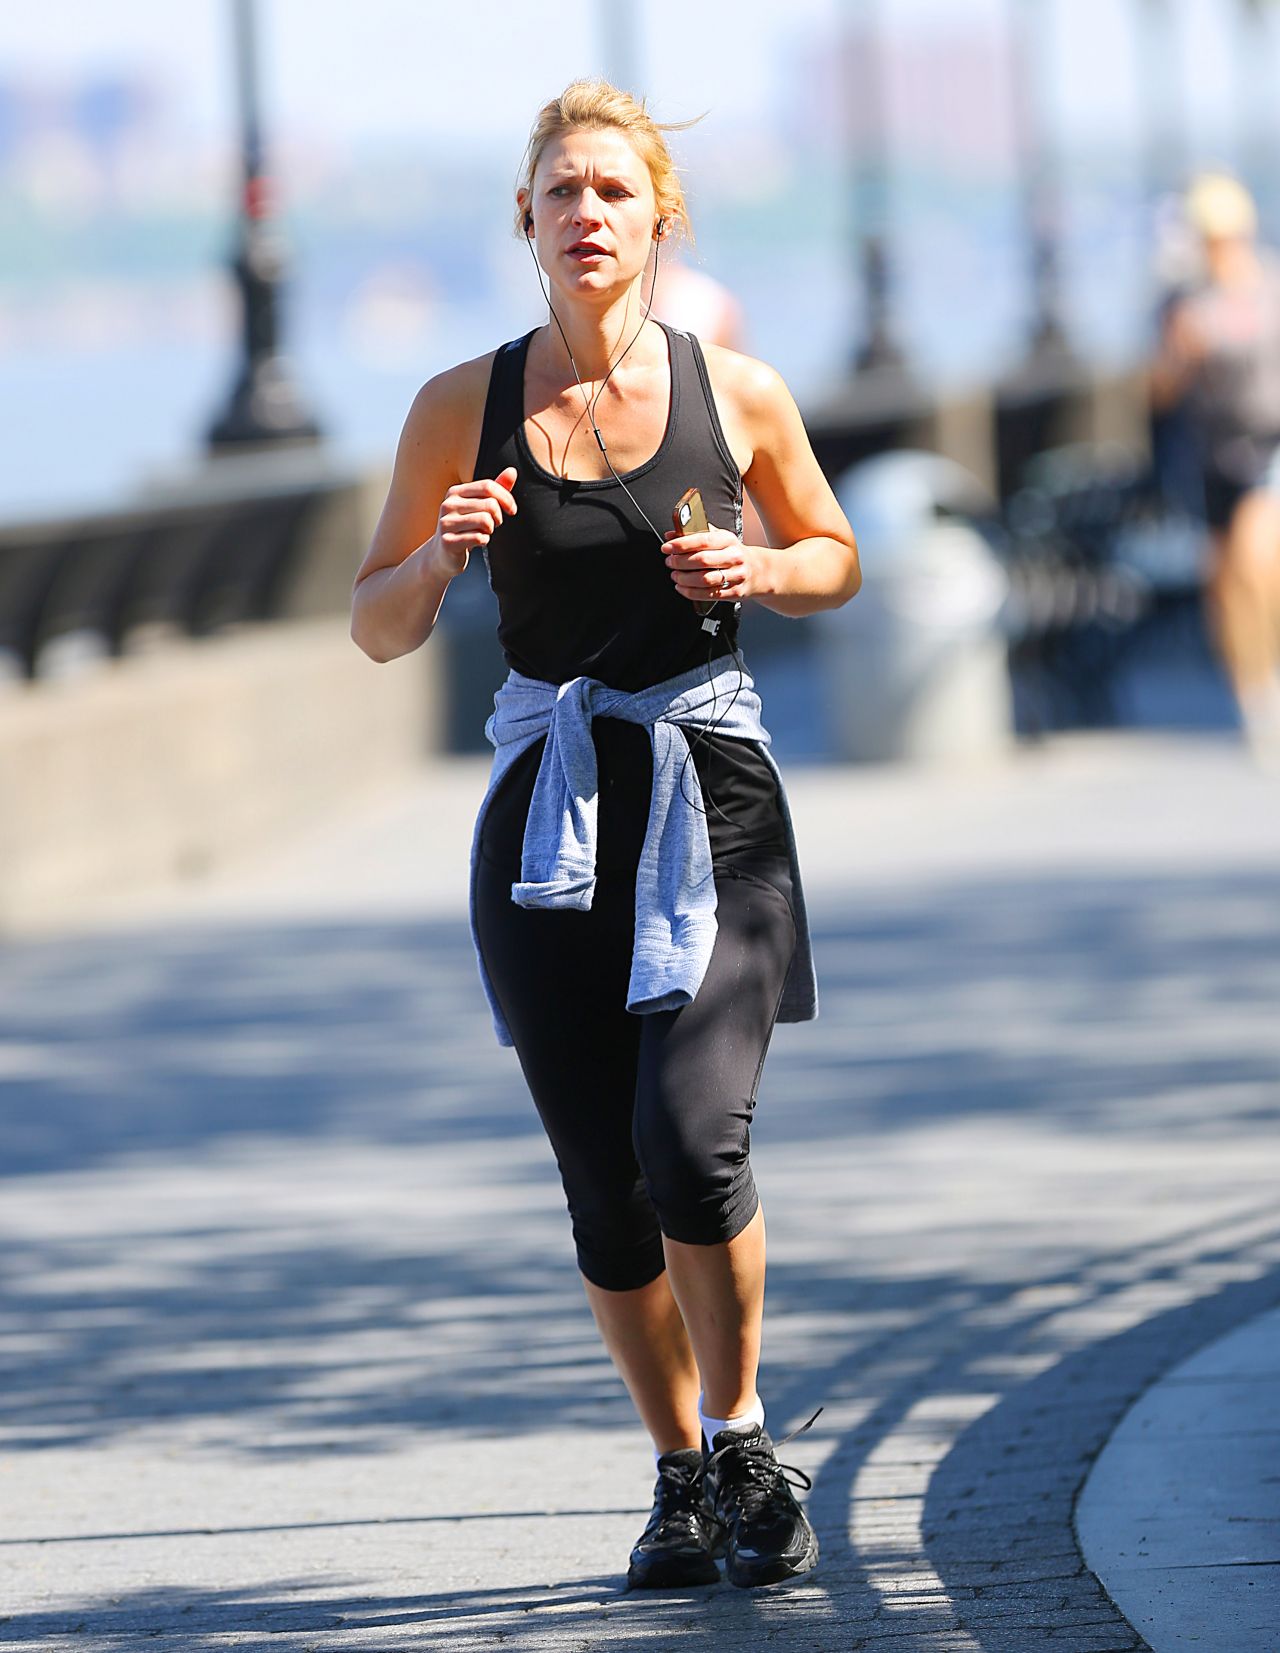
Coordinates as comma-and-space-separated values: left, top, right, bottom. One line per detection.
655, 216, 666, 238
523, 211, 533, 234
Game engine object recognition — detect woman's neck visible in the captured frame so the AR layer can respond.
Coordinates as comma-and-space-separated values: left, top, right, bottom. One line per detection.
539, 286, 660, 385
1207, 240, 1263, 289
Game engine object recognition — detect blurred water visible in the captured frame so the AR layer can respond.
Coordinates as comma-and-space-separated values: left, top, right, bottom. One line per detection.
0, 202, 1157, 522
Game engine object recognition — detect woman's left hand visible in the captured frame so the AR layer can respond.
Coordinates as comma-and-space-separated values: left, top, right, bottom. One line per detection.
663, 526, 763, 603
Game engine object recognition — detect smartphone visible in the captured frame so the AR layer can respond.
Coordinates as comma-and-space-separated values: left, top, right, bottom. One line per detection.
673, 486, 710, 539
672, 487, 717, 618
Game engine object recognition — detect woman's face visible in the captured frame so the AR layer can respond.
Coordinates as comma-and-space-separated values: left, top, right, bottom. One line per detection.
523, 127, 659, 300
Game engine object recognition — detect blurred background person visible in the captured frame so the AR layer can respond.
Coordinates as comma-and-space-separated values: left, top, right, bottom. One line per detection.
1149, 171, 1280, 763
642, 252, 745, 351
642, 253, 770, 550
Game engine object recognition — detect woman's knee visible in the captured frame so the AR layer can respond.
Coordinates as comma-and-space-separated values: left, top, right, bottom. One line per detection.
630, 868, 791, 1247
650, 1160, 761, 1248
567, 1173, 666, 1292
633, 1091, 758, 1246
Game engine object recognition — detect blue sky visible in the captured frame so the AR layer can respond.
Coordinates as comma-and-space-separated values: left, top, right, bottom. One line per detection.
0, 0, 1259, 164
0, 0, 1272, 519
1, 0, 833, 151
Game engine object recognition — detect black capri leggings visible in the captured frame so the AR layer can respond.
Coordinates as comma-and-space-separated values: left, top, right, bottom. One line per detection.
475, 847, 797, 1292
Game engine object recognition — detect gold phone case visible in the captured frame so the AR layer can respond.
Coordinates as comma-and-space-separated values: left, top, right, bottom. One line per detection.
673, 486, 710, 538
673, 488, 716, 616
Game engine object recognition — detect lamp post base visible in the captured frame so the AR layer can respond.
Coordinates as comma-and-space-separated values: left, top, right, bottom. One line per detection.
207, 356, 323, 452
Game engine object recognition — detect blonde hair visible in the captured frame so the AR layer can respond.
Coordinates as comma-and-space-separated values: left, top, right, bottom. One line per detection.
514, 78, 700, 246
1184, 171, 1257, 242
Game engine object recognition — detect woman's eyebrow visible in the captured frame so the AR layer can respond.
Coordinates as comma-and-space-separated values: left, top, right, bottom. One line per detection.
544, 168, 638, 186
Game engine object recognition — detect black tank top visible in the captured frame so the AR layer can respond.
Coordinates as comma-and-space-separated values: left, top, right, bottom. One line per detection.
474, 320, 746, 687
471, 320, 789, 872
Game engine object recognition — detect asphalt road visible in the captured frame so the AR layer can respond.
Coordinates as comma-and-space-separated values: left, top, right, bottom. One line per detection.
2, 731, 1278, 1651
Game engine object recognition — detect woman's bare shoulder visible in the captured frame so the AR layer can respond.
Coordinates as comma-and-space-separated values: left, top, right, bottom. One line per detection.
698, 343, 800, 457
400, 343, 509, 477
408, 346, 502, 424
699, 341, 792, 413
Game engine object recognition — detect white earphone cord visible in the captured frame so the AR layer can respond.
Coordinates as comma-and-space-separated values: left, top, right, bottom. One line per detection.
522, 222, 747, 823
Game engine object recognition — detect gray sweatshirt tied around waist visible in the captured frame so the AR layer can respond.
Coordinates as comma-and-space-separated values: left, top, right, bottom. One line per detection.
468, 659, 818, 1047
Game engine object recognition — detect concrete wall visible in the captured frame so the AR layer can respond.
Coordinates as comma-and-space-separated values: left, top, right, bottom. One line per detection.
0, 618, 440, 935
283, 465, 394, 621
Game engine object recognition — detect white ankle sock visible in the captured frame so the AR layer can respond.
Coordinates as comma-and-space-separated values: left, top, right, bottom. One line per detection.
698, 1392, 765, 1451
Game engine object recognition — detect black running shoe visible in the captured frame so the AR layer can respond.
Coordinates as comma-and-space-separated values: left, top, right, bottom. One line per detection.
626, 1446, 723, 1589
703, 1424, 818, 1588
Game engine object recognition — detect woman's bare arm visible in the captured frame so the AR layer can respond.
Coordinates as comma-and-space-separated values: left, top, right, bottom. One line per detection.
663, 351, 860, 618
350, 357, 514, 662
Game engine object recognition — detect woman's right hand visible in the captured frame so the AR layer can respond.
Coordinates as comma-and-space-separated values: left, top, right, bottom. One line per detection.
421, 465, 518, 579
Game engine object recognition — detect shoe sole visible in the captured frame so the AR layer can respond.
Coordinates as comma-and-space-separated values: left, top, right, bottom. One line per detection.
725, 1528, 819, 1589
626, 1551, 721, 1590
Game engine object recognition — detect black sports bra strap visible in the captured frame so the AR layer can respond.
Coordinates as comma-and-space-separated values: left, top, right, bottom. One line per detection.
683, 329, 740, 480
473, 332, 532, 483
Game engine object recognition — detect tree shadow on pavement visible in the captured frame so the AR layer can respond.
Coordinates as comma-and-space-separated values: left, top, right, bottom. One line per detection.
1, 859, 1277, 1648
0, 916, 518, 1177
0, 1570, 860, 1653
3, 866, 1276, 1177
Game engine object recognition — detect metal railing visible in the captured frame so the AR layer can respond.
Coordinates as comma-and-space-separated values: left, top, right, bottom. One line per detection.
1000, 442, 1213, 733
0, 456, 365, 682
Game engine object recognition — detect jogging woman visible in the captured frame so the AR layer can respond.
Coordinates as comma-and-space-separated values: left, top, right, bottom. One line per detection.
350, 79, 860, 1590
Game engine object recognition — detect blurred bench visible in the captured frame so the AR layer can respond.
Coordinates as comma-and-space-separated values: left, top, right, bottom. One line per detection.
1000, 442, 1212, 733
0, 451, 381, 682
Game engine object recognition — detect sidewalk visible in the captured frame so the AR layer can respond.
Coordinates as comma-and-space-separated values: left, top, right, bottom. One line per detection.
1079, 1303, 1280, 1650
1, 731, 1278, 1651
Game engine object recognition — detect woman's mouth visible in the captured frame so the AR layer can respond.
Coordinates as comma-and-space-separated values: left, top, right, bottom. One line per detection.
568, 243, 607, 260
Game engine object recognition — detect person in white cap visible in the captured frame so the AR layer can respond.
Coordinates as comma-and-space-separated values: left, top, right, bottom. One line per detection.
1150, 171, 1280, 763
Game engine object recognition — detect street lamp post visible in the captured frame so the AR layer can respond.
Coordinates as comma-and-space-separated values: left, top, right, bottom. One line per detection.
1009, 0, 1069, 359
849, 0, 906, 374
206, 0, 321, 453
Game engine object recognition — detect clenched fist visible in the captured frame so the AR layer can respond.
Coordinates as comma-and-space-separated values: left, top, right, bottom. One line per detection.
426, 465, 519, 578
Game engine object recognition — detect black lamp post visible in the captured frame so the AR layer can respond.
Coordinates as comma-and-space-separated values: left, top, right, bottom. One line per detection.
849, 0, 906, 374
206, 0, 321, 453
1009, 0, 1070, 359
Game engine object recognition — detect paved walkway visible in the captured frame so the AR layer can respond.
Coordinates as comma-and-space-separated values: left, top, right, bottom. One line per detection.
1079, 1303, 1280, 1650
1, 732, 1278, 1651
